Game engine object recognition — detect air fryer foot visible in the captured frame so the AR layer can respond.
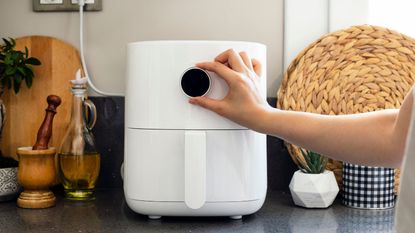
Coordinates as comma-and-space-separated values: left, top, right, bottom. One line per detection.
148, 215, 162, 220
229, 215, 242, 220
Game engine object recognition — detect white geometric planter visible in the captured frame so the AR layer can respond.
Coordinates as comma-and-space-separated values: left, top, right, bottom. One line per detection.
289, 170, 339, 208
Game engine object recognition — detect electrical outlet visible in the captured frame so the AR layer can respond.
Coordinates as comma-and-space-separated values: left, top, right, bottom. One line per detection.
71, 0, 95, 4
33, 0, 102, 11
40, 0, 63, 4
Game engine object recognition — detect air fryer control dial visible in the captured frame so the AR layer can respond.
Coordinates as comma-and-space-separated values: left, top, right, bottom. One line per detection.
181, 67, 211, 97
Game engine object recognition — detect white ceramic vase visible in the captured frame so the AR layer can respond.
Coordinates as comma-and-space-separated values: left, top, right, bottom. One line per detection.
289, 170, 339, 208
0, 167, 20, 201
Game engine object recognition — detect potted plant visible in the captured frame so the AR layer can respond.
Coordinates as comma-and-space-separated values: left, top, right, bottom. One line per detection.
0, 38, 40, 94
289, 149, 339, 208
0, 37, 41, 201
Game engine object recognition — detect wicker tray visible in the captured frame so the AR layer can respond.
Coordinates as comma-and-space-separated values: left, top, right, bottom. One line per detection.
277, 25, 415, 193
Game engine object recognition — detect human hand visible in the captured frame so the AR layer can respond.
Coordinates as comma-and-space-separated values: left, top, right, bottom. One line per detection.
189, 49, 272, 130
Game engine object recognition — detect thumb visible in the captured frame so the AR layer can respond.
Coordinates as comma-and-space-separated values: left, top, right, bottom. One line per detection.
189, 96, 223, 114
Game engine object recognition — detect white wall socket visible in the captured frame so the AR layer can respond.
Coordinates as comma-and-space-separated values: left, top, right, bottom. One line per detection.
33, 0, 101, 11
71, 0, 95, 4
40, 0, 63, 4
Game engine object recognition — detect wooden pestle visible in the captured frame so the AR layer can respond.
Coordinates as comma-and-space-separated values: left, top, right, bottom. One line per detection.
32, 95, 62, 150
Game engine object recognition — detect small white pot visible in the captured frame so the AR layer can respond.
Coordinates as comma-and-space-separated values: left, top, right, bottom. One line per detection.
289, 170, 339, 208
0, 167, 21, 201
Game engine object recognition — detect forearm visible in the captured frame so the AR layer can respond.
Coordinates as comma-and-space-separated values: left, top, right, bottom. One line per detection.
254, 108, 402, 168
191, 50, 411, 168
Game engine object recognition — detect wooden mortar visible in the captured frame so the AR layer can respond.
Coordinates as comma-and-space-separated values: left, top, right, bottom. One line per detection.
16, 147, 57, 209
17, 95, 61, 209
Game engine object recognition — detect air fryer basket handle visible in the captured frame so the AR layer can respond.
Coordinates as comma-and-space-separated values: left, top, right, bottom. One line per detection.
184, 131, 206, 209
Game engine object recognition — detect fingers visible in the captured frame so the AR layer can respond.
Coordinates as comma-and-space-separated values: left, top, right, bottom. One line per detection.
252, 58, 262, 77
214, 49, 245, 72
239, 51, 253, 70
196, 61, 236, 84
197, 50, 262, 84
189, 96, 224, 115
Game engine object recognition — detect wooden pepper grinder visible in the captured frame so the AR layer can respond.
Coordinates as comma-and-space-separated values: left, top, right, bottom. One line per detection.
17, 95, 62, 209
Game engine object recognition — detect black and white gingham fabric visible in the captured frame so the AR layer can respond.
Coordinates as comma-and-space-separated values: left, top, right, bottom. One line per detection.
342, 163, 395, 209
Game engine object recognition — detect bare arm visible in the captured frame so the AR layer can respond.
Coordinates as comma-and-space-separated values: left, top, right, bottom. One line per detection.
190, 49, 412, 168
258, 107, 407, 168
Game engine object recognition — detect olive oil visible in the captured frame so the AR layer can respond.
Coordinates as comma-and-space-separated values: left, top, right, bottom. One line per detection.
58, 71, 100, 201
58, 153, 100, 200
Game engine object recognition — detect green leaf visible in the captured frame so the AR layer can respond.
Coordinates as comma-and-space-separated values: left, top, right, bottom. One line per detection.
10, 37, 16, 47
25, 57, 41, 65
0, 37, 39, 93
25, 75, 33, 88
317, 162, 323, 174
17, 67, 26, 76
309, 162, 317, 174
2, 38, 11, 48
301, 150, 312, 173
302, 150, 311, 165
5, 66, 15, 76
15, 73, 22, 84
298, 149, 327, 174
24, 47, 28, 58
24, 67, 34, 77
13, 73, 22, 93
11, 52, 19, 62
4, 53, 12, 65
1, 38, 15, 52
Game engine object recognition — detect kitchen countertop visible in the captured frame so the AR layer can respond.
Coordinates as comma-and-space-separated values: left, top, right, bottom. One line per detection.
0, 189, 395, 233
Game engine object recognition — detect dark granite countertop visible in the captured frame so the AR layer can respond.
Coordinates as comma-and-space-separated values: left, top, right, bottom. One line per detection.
0, 189, 395, 233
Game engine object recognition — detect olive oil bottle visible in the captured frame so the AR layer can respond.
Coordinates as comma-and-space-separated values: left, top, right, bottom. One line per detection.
58, 70, 100, 200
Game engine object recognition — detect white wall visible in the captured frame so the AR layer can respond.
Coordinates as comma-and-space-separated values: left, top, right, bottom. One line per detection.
284, 0, 370, 70
0, 0, 283, 97
284, 0, 415, 72
368, 0, 415, 38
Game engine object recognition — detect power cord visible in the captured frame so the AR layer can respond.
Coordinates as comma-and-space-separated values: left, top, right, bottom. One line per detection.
78, 0, 124, 96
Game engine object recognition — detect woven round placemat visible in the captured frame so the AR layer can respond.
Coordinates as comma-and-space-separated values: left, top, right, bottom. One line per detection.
277, 25, 415, 193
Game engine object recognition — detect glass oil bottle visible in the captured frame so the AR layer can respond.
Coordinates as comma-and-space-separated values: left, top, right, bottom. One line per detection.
57, 72, 100, 200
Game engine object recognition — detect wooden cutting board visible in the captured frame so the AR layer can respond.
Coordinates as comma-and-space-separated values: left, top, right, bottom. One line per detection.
1, 36, 82, 160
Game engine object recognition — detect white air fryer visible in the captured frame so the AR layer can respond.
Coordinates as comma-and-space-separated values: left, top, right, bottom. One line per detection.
124, 41, 267, 219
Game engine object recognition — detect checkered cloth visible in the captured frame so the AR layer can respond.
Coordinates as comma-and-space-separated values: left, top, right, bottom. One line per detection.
342, 163, 395, 209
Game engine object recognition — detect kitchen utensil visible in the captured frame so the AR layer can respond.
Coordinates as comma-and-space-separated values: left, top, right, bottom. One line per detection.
17, 95, 61, 209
